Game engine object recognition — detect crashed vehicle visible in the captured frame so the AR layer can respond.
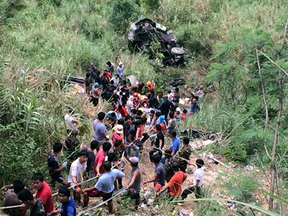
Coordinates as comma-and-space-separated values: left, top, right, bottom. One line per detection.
128, 18, 186, 66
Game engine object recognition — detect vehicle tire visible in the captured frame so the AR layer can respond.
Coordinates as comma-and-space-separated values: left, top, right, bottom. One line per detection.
171, 47, 185, 55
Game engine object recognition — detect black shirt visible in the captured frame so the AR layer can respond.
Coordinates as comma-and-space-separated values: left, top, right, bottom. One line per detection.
123, 123, 131, 138
31, 199, 47, 216
160, 100, 173, 115
155, 131, 165, 149
48, 151, 60, 175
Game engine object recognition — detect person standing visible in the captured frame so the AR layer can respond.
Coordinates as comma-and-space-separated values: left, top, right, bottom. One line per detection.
50, 186, 76, 216
4, 180, 26, 216
181, 159, 204, 200
18, 189, 46, 216
32, 173, 54, 214
82, 161, 125, 212
67, 150, 88, 205
159, 96, 173, 119
111, 74, 120, 87
91, 83, 102, 107
106, 61, 115, 75
93, 142, 112, 176
178, 137, 192, 173
48, 142, 69, 186
93, 112, 108, 143
191, 97, 199, 114
123, 157, 142, 208
116, 62, 124, 79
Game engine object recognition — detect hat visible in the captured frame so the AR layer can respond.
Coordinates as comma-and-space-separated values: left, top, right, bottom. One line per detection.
146, 81, 151, 86
119, 62, 123, 65
176, 107, 181, 112
129, 157, 139, 165
94, 82, 99, 87
58, 186, 70, 197
91, 63, 94, 66
159, 115, 165, 123
115, 124, 123, 134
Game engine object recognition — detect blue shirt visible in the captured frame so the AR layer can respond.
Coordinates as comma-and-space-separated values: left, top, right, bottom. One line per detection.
170, 137, 180, 154
191, 103, 199, 114
95, 169, 125, 193
117, 66, 124, 78
61, 197, 76, 216
93, 119, 107, 141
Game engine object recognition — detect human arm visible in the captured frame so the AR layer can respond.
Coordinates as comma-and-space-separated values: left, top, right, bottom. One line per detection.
157, 184, 169, 196
143, 173, 158, 184
66, 206, 75, 216
126, 170, 139, 189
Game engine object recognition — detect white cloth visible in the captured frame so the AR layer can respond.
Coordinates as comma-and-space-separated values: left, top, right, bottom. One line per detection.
126, 96, 133, 113
64, 114, 77, 131
111, 77, 119, 86
68, 158, 87, 186
193, 167, 204, 187
168, 93, 173, 101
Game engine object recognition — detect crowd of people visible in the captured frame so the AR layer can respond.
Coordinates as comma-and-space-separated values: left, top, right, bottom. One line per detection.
2, 61, 203, 216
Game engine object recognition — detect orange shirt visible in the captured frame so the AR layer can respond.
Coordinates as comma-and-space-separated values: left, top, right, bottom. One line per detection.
167, 171, 187, 197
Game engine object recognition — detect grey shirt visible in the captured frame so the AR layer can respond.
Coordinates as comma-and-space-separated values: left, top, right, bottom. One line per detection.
129, 167, 141, 193
4, 189, 25, 216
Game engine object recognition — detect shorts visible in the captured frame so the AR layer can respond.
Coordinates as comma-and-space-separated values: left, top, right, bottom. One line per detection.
153, 181, 163, 190
50, 173, 64, 183
88, 189, 113, 201
122, 189, 140, 199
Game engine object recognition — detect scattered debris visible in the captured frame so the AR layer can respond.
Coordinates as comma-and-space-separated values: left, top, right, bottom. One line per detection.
170, 78, 186, 87
244, 165, 254, 171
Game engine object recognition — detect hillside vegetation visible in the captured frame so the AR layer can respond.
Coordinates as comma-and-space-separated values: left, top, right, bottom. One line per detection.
1, 0, 288, 215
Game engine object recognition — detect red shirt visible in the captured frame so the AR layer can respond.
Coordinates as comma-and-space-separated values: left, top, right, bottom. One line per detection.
167, 171, 187, 197
115, 107, 128, 117
93, 149, 105, 175
35, 181, 54, 213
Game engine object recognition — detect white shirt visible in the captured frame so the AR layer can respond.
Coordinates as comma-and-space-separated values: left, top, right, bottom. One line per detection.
193, 167, 204, 187
68, 158, 87, 186
64, 114, 77, 131
168, 93, 173, 101
111, 77, 119, 86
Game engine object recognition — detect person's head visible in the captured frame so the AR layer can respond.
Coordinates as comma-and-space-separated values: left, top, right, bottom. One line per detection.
159, 115, 165, 123
114, 139, 122, 150
86, 73, 90, 78
122, 80, 127, 85
169, 112, 174, 119
125, 115, 133, 124
116, 124, 123, 134
183, 137, 190, 145
32, 173, 44, 190
58, 186, 70, 203
115, 74, 119, 78
103, 161, 112, 172
91, 140, 99, 151
172, 163, 179, 172
98, 112, 106, 121
183, 109, 188, 114
155, 124, 162, 132
176, 107, 181, 115
129, 157, 139, 167
156, 112, 161, 118
192, 97, 198, 104
18, 189, 34, 206
91, 63, 94, 67
103, 142, 112, 152
158, 92, 163, 98
106, 61, 111, 67
196, 159, 204, 168
117, 118, 124, 125
79, 150, 89, 164
135, 119, 142, 128
164, 95, 168, 100
108, 152, 117, 162
141, 117, 147, 125
94, 82, 99, 88
13, 180, 25, 194
137, 110, 143, 117
168, 90, 171, 94
170, 131, 177, 139
146, 81, 152, 87
110, 80, 114, 85
151, 152, 161, 164
175, 87, 179, 92
131, 109, 137, 115
53, 142, 62, 153
110, 112, 116, 119
149, 109, 155, 117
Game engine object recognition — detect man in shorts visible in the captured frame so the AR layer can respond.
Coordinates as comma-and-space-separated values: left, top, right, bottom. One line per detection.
48, 142, 68, 186
67, 150, 88, 205
82, 161, 125, 213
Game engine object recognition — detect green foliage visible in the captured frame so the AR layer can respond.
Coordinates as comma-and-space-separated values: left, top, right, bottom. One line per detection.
108, 0, 140, 33
140, 0, 161, 12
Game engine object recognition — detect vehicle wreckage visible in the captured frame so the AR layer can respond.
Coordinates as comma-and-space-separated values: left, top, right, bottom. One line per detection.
128, 18, 187, 66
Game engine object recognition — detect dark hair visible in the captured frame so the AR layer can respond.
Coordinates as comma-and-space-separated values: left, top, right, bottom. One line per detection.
183, 137, 190, 145
136, 110, 143, 116
86, 73, 90, 78
135, 119, 142, 126
117, 118, 125, 125
106, 61, 111, 66
53, 142, 63, 153
141, 117, 147, 124
114, 139, 122, 147
150, 110, 155, 114
170, 131, 177, 138
13, 180, 25, 194
110, 112, 116, 118
79, 149, 89, 157
175, 87, 179, 92
110, 80, 114, 85
169, 112, 174, 118
58, 185, 70, 197
168, 90, 171, 93
196, 159, 204, 168
108, 153, 117, 162
122, 80, 127, 85
98, 112, 106, 121
90, 140, 99, 150
125, 115, 133, 121
103, 161, 112, 171
32, 173, 44, 181
152, 153, 161, 164
18, 189, 34, 201
131, 109, 137, 114
115, 74, 119, 77
103, 142, 112, 152
156, 112, 161, 117
172, 162, 179, 171
183, 109, 187, 114
155, 124, 161, 131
